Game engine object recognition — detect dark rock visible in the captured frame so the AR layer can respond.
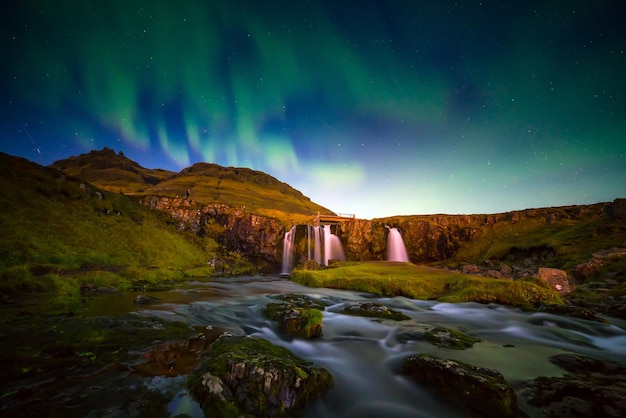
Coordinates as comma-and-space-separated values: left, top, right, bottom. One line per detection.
133, 294, 162, 305
520, 353, 626, 418
607, 301, 626, 319
606, 198, 626, 219
270, 293, 327, 310
342, 302, 410, 321
133, 326, 233, 376
186, 335, 333, 418
402, 354, 518, 418
396, 326, 482, 349
538, 304, 607, 323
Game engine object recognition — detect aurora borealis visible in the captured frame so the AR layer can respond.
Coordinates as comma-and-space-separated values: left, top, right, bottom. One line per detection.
1, 1, 625, 218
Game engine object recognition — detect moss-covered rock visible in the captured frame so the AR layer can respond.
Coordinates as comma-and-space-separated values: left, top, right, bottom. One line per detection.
264, 294, 325, 338
397, 326, 482, 349
187, 335, 333, 418
403, 353, 518, 418
342, 301, 410, 321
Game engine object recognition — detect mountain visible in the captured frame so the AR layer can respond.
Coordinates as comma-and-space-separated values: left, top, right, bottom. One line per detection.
50, 148, 334, 216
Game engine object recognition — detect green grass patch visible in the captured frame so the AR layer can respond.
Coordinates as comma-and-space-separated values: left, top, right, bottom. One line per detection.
291, 261, 562, 308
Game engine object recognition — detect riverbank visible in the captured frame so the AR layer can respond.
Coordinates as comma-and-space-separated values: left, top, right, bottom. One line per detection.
291, 261, 564, 309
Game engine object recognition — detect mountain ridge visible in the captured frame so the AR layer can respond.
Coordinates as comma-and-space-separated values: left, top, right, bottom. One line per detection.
49, 147, 334, 216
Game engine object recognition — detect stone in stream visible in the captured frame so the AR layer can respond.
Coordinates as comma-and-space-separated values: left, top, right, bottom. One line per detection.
519, 353, 626, 417
264, 294, 326, 338
402, 353, 518, 418
186, 334, 333, 418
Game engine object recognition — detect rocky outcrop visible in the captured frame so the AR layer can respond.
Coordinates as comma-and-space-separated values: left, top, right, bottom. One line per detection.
520, 353, 626, 417
402, 353, 518, 418
186, 335, 333, 417
141, 195, 285, 270
141, 195, 625, 280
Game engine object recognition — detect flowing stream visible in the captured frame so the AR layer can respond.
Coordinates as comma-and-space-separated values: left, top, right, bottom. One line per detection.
83, 275, 626, 417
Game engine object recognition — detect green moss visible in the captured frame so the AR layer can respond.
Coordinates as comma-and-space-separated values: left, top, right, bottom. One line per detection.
292, 261, 563, 308
187, 336, 333, 417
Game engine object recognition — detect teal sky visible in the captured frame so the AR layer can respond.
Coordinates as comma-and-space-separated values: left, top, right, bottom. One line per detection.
1, 0, 624, 218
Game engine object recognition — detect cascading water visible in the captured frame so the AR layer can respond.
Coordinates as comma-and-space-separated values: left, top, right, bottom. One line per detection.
83, 277, 626, 418
281, 226, 296, 275
386, 226, 409, 262
308, 225, 322, 265
323, 224, 346, 266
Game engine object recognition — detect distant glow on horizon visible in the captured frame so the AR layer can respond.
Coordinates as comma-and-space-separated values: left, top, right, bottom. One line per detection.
1, 1, 625, 219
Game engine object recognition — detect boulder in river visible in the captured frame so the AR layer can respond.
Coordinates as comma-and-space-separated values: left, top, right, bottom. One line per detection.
264, 294, 326, 338
519, 353, 626, 417
402, 353, 518, 418
187, 335, 333, 417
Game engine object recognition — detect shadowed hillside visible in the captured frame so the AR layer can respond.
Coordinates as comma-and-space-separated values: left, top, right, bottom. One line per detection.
0, 152, 253, 314
50, 148, 334, 216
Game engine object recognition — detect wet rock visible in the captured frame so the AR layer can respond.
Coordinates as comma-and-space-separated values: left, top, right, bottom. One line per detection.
133, 294, 162, 305
607, 301, 626, 319
520, 353, 626, 418
342, 301, 410, 321
270, 293, 327, 310
538, 304, 607, 323
133, 326, 234, 376
402, 354, 518, 418
264, 294, 325, 338
187, 335, 333, 418
396, 326, 482, 349
537, 267, 571, 294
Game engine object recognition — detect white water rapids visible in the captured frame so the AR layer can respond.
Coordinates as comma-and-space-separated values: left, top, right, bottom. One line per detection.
84, 275, 626, 417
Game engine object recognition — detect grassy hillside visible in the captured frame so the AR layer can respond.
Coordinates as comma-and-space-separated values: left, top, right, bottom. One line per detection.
50, 148, 334, 217
0, 152, 253, 314
449, 210, 626, 271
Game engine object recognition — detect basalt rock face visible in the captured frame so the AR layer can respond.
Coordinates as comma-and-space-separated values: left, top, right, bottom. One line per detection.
335, 215, 483, 263
141, 195, 625, 273
141, 196, 285, 270
336, 201, 620, 265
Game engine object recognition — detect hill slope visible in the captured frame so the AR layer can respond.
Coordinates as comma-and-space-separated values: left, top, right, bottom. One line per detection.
50, 148, 334, 216
0, 152, 253, 314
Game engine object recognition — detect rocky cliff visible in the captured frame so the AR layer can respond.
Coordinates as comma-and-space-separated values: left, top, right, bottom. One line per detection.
142, 194, 626, 280
140, 196, 285, 271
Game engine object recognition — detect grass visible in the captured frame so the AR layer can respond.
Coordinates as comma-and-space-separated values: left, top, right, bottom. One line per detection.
291, 261, 563, 308
51, 148, 334, 216
0, 152, 254, 314
450, 210, 625, 270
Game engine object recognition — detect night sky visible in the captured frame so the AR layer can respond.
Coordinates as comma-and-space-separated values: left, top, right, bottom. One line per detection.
1, 1, 625, 219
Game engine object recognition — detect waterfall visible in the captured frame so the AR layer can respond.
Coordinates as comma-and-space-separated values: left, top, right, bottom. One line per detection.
281, 226, 296, 275
307, 225, 323, 265
386, 226, 409, 262
323, 225, 346, 266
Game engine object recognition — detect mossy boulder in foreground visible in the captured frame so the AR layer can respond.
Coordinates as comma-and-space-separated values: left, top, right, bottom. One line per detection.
402, 353, 518, 418
186, 335, 333, 417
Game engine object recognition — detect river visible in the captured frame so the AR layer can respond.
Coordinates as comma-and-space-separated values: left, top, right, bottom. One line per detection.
84, 275, 626, 417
